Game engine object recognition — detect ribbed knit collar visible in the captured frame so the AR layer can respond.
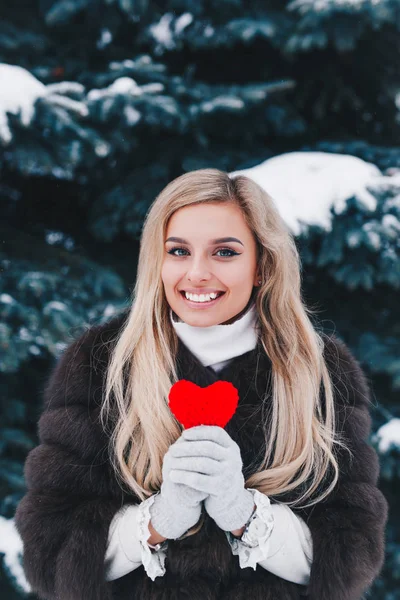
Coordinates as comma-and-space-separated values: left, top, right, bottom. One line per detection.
169, 301, 260, 367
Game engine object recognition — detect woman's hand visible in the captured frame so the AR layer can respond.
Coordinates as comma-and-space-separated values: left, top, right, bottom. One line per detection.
149, 435, 208, 540
169, 425, 255, 531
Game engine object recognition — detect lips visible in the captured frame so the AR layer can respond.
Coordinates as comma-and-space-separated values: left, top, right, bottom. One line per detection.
180, 290, 225, 307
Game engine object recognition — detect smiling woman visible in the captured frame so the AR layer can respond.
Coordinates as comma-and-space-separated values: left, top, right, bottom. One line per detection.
15, 168, 387, 600
162, 202, 262, 327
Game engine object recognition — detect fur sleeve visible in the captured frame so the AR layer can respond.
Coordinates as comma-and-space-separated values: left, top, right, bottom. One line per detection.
15, 317, 131, 600
295, 334, 389, 600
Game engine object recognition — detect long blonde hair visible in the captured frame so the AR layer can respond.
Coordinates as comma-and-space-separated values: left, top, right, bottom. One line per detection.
100, 168, 349, 534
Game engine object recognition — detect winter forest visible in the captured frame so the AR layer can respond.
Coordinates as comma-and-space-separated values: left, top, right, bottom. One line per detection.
1, 0, 400, 598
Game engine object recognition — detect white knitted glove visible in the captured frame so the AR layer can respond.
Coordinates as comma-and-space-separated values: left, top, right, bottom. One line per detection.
149, 435, 208, 540
169, 425, 255, 532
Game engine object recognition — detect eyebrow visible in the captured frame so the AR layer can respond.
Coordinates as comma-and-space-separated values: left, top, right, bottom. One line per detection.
165, 236, 244, 246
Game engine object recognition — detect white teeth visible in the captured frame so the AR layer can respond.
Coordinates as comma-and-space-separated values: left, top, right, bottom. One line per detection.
184, 291, 220, 302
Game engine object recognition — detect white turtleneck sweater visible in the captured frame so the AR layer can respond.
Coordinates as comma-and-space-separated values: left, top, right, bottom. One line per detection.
104, 302, 313, 584
168, 300, 261, 371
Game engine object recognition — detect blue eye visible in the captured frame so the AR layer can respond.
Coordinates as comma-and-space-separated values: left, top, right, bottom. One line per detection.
167, 247, 239, 258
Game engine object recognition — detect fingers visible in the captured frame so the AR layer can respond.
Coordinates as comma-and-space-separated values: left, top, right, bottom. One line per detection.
170, 440, 226, 461
181, 425, 233, 448
170, 469, 215, 494
169, 456, 221, 475
174, 482, 208, 502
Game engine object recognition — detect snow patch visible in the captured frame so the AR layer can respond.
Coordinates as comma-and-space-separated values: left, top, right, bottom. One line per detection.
149, 14, 175, 50
231, 152, 382, 235
45, 81, 85, 96
0, 63, 88, 144
141, 83, 164, 94
374, 418, 400, 453
382, 214, 400, 231
110, 77, 141, 95
0, 516, 31, 594
18, 327, 32, 341
103, 304, 118, 318
0, 63, 46, 143
29, 344, 41, 355
44, 301, 68, 312
95, 141, 111, 157
88, 77, 142, 102
97, 28, 113, 50
0, 294, 14, 304
124, 105, 141, 126
202, 97, 245, 112
175, 13, 193, 35
149, 12, 193, 51
361, 222, 381, 250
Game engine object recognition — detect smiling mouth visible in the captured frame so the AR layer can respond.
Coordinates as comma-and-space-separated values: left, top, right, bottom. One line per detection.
179, 291, 225, 306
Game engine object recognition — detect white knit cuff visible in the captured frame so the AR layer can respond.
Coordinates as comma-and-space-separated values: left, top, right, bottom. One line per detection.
224, 488, 274, 570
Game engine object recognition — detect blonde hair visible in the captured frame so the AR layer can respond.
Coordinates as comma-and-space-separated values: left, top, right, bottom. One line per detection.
100, 168, 349, 537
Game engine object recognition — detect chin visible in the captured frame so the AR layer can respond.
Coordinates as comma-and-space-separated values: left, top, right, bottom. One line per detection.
183, 313, 222, 326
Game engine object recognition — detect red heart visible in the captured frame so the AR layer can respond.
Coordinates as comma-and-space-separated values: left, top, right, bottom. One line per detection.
168, 380, 239, 429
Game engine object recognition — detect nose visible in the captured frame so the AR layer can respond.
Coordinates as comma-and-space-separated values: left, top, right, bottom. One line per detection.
186, 256, 212, 282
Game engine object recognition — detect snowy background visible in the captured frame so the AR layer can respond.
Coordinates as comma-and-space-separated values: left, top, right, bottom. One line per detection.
1, 1, 400, 598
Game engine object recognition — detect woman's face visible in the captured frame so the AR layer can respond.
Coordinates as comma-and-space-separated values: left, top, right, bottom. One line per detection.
161, 202, 260, 327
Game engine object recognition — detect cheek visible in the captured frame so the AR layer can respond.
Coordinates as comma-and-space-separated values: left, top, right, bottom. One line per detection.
224, 270, 255, 292
226, 269, 250, 285
161, 262, 181, 286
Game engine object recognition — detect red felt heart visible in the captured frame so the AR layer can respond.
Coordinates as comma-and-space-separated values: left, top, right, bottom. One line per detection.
168, 380, 239, 429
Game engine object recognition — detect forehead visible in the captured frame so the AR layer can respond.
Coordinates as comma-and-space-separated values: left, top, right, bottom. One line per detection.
166, 203, 250, 236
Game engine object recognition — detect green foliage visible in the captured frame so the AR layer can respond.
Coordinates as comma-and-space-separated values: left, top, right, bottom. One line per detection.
0, 232, 127, 373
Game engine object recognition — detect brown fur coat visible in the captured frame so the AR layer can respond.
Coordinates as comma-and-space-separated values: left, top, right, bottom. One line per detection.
15, 310, 388, 599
